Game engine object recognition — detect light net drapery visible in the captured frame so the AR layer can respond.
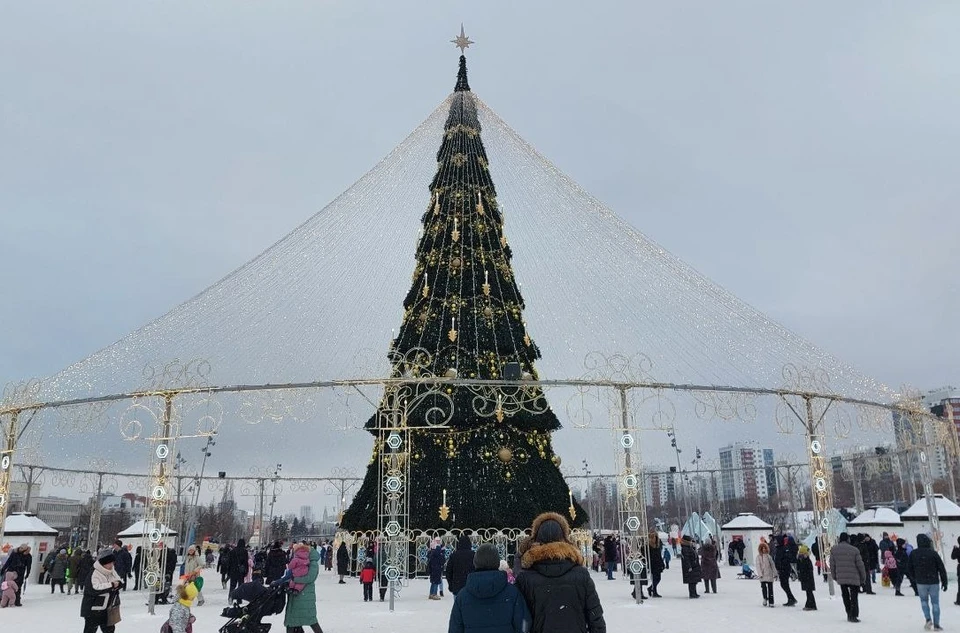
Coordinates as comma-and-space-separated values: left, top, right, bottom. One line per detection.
41, 93, 892, 405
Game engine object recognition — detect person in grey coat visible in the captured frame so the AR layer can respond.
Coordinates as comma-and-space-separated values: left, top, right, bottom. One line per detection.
830, 533, 866, 623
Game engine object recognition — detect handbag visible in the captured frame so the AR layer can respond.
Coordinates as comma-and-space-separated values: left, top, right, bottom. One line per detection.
107, 605, 122, 626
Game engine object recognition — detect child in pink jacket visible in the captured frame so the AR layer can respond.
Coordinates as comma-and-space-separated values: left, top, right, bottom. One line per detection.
0, 571, 19, 608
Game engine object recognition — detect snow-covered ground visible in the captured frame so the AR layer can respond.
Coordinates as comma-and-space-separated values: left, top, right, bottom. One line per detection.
0, 563, 949, 632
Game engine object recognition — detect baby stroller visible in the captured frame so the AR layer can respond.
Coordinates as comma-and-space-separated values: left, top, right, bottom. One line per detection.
737, 563, 756, 580
220, 583, 286, 633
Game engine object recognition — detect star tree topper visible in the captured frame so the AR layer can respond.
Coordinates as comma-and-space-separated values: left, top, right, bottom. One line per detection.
451, 24, 474, 53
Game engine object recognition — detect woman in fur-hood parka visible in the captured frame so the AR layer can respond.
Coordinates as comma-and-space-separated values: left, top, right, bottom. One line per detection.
516, 512, 606, 633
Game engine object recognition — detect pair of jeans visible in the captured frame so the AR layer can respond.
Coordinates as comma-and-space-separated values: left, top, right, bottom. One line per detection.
362, 582, 373, 601
760, 581, 773, 604
429, 582, 442, 596
605, 561, 616, 579
840, 584, 860, 619
918, 583, 941, 627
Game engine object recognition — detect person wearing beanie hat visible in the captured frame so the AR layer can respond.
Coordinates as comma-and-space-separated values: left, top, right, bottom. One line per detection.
49, 548, 70, 594
680, 534, 703, 599
166, 582, 198, 633
797, 544, 817, 611
516, 512, 606, 633
449, 543, 530, 633
831, 531, 867, 622
81, 548, 121, 632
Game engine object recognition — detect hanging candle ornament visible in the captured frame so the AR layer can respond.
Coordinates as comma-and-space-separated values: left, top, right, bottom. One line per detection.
433, 191, 440, 215
448, 317, 458, 342
422, 272, 430, 298
476, 190, 484, 215
482, 270, 491, 297
451, 217, 460, 243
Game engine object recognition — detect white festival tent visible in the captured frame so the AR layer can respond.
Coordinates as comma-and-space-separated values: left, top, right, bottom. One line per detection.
2, 512, 58, 584
847, 507, 903, 544
721, 513, 772, 566
117, 520, 178, 552
900, 495, 960, 555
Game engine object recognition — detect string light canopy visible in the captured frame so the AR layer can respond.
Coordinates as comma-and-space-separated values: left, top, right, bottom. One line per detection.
40, 30, 893, 411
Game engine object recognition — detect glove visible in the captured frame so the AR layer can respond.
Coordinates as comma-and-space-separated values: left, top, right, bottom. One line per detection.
943, 584, 948, 592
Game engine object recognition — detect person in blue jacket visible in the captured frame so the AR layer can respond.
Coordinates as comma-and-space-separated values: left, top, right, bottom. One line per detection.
448, 543, 530, 633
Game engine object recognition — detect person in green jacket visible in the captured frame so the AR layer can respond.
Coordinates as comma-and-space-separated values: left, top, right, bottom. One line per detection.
283, 543, 323, 633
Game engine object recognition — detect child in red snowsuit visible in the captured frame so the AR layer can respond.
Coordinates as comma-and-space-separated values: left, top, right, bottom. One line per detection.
359, 559, 376, 602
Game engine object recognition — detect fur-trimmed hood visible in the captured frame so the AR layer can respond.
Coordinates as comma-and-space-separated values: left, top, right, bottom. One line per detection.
521, 540, 584, 570
518, 511, 575, 560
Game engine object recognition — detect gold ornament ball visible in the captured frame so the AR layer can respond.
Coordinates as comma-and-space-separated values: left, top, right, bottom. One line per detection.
445, 368, 458, 378
483, 306, 493, 317
451, 257, 462, 268
497, 447, 513, 463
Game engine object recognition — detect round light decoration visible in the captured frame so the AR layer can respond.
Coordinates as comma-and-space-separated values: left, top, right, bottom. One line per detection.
0, 494, 6, 508
821, 517, 830, 530
625, 516, 641, 532
623, 474, 638, 489
815, 477, 827, 492
386, 433, 403, 450
144, 572, 159, 587
385, 521, 401, 537
384, 566, 401, 582
155, 444, 169, 459
809, 440, 822, 454
1, 455, 9, 470
919, 451, 927, 464
384, 476, 402, 492
149, 528, 162, 543
629, 558, 645, 574
152, 485, 167, 501
620, 434, 635, 449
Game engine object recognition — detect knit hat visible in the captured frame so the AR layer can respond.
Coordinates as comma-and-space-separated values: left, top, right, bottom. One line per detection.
474, 543, 500, 571
798, 544, 809, 555
178, 581, 199, 607
97, 548, 116, 566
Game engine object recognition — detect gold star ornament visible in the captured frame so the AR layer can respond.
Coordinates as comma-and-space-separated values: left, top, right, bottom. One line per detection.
451, 24, 474, 53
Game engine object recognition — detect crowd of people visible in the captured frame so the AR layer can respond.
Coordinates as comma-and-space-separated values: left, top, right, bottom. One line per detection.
4, 518, 960, 632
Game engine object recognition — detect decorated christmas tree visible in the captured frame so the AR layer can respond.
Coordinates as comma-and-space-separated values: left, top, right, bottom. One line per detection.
341, 39, 584, 531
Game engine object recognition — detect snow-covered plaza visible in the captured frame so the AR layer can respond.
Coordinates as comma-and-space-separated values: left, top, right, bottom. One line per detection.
2, 563, 951, 632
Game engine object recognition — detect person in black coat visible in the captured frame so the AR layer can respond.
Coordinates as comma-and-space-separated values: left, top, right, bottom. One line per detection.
428, 541, 446, 599
446, 535, 476, 596
0, 545, 31, 607
131, 546, 143, 591
907, 533, 947, 631
679, 535, 702, 598
774, 535, 798, 606
264, 541, 288, 583
647, 532, 665, 598
336, 542, 349, 584
602, 535, 618, 580
857, 533, 878, 594
797, 544, 817, 611
76, 550, 95, 593
228, 539, 249, 597
112, 540, 132, 591
218, 544, 232, 589
448, 543, 530, 633
951, 537, 960, 605
516, 512, 605, 633
895, 538, 917, 595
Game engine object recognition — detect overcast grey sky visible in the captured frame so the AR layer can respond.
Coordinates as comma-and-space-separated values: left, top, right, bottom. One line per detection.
2, 0, 958, 394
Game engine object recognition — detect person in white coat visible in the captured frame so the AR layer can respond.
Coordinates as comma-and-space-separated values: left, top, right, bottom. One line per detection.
756, 542, 778, 608
183, 546, 205, 606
